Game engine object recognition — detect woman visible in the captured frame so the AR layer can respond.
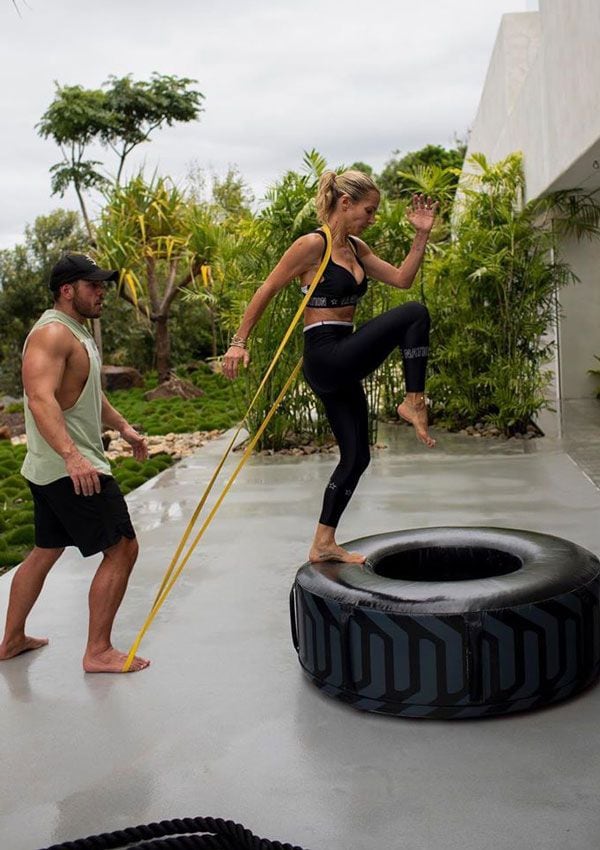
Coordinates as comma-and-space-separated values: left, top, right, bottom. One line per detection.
223, 170, 438, 564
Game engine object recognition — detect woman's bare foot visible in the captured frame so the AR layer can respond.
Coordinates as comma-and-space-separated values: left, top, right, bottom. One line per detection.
0, 635, 49, 660
83, 647, 150, 673
397, 395, 436, 448
309, 543, 366, 564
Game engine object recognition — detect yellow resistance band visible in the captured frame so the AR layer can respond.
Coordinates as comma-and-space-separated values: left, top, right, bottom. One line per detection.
123, 225, 333, 670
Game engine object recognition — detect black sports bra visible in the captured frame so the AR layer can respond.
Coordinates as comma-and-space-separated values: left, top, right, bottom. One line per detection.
301, 230, 369, 308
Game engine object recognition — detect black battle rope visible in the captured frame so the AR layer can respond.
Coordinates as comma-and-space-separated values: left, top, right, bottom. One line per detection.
36, 816, 312, 850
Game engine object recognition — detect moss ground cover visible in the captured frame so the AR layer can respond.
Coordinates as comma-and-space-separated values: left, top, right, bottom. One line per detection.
106, 364, 240, 434
0, 442, 175, 573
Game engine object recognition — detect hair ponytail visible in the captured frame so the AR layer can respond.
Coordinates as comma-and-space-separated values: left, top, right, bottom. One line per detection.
315, 171, 339, 224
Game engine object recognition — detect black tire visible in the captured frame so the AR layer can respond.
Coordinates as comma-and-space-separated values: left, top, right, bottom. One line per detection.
290, 527, 600, 719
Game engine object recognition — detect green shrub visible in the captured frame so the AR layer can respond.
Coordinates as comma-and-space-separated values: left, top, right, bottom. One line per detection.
105, 367, 239, 435
117, 474, 147, 494
1, 474, 27, 489
5, 525, 35, 546
7, 509, 34, 525
0, 548, 27, 570
5, 402, 24, 414
117, 457, 142, 471
0, 486, 24, 501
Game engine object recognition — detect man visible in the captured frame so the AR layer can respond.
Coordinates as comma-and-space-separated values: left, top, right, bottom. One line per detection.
0, 253, 150, 673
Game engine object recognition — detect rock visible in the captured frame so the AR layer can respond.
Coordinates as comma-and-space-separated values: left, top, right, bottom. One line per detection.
0, 425, 11, 440
104, 429, 223, 461
102, 366, 144, 391
144, 376, 204, 401
0, 409, 26, 437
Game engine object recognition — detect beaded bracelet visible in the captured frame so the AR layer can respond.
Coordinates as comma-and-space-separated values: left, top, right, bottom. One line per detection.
230, 334, 247, 349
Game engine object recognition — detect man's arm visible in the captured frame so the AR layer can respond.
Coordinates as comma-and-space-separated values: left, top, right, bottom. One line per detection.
101, 394, 148, 462
23, 325, 102, 496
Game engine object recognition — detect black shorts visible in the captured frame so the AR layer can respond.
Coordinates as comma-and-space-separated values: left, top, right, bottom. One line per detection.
28, 474, 136, 557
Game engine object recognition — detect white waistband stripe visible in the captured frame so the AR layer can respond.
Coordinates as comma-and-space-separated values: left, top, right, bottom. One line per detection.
303, 321, 354, 333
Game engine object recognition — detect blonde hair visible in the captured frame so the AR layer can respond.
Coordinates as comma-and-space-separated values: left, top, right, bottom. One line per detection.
315, 169, 380, 223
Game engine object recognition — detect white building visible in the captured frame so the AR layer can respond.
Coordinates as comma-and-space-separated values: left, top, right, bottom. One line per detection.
465, 0, 600, 399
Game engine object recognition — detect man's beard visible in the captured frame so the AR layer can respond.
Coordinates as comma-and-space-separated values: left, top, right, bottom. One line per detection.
72, 293, 103, 319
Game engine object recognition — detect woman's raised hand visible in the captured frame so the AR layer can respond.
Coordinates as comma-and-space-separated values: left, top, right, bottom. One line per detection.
222, 345, 250, 379
406, 193, 439, 233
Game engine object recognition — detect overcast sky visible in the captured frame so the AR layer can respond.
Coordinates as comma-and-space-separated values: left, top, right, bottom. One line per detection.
1, 0, 537, 249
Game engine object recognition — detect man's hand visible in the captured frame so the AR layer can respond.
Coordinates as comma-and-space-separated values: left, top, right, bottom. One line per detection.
65, 451, 102, 496
120, 424, 148, 461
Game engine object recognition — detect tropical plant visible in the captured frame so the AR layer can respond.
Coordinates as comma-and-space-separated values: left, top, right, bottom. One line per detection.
94, 173, 216, 382
425, 151, 600, 432
378, 142, 467, 204
224, 151, 329, 449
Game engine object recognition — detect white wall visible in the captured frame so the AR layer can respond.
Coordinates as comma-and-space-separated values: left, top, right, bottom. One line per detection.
464, 1, 600, 398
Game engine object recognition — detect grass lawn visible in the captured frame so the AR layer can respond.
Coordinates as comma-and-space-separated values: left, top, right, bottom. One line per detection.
106, 363, 240, 434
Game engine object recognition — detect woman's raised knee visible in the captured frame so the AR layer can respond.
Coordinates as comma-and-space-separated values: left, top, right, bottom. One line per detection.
404, 300, 430, 326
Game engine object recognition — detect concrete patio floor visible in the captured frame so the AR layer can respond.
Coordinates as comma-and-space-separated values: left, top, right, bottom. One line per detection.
1, 407, 600, 850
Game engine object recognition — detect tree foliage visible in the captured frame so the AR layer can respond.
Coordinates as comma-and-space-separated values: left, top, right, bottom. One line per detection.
0, 210, 87, 393
37, 74, 204, 233
379, 142, 466, 204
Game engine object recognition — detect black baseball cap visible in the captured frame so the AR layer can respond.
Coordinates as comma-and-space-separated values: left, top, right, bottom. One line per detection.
49, 253, 119, 293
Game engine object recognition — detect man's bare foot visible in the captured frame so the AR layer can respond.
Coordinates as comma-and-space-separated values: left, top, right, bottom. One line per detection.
397, 397, 436, 448
309, 543, 366, 564
83, 647, 150, 673
0, 635, 49, 661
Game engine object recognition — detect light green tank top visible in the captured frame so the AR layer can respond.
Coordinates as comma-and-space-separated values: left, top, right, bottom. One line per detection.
21, 310, 111, 485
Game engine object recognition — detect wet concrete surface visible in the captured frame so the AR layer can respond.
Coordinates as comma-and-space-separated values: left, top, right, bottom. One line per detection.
1, 412, 600, 850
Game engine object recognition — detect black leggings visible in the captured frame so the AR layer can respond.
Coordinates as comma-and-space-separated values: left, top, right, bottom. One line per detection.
302, 301, 430, 528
